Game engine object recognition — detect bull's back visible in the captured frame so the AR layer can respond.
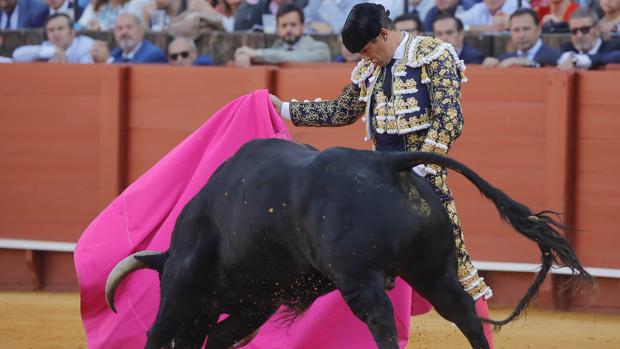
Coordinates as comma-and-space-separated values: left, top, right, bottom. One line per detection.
198, 139, 319, 263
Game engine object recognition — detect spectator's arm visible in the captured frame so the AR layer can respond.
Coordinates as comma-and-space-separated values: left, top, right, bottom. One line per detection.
317, 0, 350, 33
482, 56, 500, 67
79, 54, 94, 64
456, 5, 509, 33
498, 56, 538, 68
602, 50, 620, 65
462, 24, 496, 33
253, 41, 331, 64
12, 44, 56, 62
421, 49, 464, 175
78, 4, 96, 29
289, 83, 366, 127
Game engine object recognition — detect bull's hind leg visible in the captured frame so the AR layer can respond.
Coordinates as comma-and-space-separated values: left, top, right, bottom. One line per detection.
403, 272, 488, 349
335, 273, 399, 349
204, 303, 277, 349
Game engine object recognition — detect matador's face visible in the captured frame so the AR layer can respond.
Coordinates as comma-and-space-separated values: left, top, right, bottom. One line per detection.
358, 29, 392, 67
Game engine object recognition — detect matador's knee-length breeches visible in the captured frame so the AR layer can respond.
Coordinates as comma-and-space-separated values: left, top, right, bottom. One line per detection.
426, 170, 493, 301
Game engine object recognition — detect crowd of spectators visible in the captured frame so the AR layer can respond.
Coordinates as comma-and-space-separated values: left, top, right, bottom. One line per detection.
1, 0, 620, 69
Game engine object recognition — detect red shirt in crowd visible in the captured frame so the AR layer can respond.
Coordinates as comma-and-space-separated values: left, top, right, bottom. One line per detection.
536, 1, 580, 23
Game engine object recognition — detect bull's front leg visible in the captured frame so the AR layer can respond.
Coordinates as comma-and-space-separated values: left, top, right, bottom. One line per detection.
145, 268, 205, 349
204, 302, 277, 349
337, 273, 399, 349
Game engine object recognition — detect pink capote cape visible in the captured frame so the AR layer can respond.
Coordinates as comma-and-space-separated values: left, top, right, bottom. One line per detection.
75, 90, 415, 349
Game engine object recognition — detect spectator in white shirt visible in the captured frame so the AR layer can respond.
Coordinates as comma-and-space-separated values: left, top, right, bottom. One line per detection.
140, 0, 181, 31
78, 0, 144, 31
456, 0, 529, 33
12, 13, 95, 63
371, 0, 435, 21
303, 0, 358, 34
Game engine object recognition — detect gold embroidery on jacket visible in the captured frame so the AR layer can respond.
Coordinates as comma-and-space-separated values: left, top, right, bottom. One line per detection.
289, 83, 365, 127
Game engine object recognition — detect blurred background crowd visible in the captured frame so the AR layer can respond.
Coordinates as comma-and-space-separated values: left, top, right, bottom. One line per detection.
1, 0, 619, 69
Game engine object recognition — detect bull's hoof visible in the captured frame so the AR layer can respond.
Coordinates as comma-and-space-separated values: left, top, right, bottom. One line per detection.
231, 329, 259, 349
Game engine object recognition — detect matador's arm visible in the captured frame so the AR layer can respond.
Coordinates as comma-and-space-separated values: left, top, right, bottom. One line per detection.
420, 49, 465, 175
287, 83, 367, 127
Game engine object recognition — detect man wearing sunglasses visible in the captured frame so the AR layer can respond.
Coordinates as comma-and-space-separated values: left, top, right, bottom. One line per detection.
557, 8, 620, 69
167, 37, 214, 66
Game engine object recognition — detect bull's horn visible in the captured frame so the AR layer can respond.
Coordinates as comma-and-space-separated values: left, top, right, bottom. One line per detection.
105, 251, 161, 313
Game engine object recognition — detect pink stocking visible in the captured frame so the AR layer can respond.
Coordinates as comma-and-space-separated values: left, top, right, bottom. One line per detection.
475, 298, 494, 349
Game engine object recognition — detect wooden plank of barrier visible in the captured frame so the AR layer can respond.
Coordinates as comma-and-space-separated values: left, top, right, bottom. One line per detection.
544, 70, 576, 223
125, 66, 275, 182
451, 67, 553, 264
542, 70, 576, 310
98, 66, 128, 209
0, 64, 125, 242
573, 71, 620, 270
0, 64, 125, 290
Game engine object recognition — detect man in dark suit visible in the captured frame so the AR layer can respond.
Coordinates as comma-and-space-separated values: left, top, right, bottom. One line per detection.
484, 8, 561, 67
433, 14, 485, 64
558, 8, 620, 69
0, 0, 49, 29
91, 13, 167, 64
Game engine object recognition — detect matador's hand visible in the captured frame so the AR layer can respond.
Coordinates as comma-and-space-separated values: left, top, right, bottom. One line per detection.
269, 94, 283, 115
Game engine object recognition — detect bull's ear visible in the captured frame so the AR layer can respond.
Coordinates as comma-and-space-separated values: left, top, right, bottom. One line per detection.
134, 253, 167, 272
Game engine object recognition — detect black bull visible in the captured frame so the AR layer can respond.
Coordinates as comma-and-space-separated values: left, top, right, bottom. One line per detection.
106, 138, 591, 349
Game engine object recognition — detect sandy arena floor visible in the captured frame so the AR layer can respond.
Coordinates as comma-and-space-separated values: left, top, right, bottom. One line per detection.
1, 292, 619, 349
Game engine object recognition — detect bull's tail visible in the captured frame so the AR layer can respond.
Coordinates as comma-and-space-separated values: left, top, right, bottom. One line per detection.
388, 151, 593, 328
105, 251, 169, 313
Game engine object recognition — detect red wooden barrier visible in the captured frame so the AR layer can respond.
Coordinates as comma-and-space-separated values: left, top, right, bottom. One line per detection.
0, 64, 125, 242
0, 64, 617, 313
570, 71, 620, 311
451, 67, 574, 263
125, 66, 274, 182
572, 71, 620, 269
0, 64, 125, 290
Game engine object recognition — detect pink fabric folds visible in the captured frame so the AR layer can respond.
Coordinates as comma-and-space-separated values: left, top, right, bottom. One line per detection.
74, 90, 411, 349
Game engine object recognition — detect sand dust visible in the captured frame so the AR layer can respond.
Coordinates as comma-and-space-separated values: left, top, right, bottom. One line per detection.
1, 292, 619, 349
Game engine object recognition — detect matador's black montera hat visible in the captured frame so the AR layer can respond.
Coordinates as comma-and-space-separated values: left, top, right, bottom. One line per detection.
341, 3, 389, 54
